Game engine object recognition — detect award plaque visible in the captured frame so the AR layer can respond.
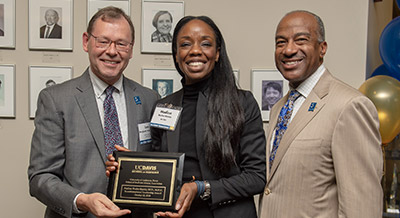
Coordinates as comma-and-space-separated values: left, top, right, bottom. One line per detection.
107, 151, 185, 211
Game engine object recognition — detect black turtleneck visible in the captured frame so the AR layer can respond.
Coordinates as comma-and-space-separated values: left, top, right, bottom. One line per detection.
180, 78, 215, 218
179, 78, 209, 182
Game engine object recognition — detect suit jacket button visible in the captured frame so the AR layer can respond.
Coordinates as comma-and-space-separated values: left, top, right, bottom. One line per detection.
264, 187, 271, 195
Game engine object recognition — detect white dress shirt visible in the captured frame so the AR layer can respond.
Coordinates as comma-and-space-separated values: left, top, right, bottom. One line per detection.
270, 64, 326, 152
89, 69, 129, 148
44, 24, 55, 38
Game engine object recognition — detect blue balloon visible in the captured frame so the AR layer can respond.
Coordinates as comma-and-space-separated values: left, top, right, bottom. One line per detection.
379, 16, 400, 76
397, 0, 400, 9
370, 64, 400, 81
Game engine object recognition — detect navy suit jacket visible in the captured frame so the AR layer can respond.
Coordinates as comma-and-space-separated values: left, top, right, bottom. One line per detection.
40, 23, 62, 39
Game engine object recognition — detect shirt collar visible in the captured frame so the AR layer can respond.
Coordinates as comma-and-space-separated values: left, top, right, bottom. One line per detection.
88, 68, 124, 99
291, 64, 325, 98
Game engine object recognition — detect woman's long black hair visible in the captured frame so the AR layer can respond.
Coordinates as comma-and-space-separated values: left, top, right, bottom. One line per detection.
172, 16, 245, 176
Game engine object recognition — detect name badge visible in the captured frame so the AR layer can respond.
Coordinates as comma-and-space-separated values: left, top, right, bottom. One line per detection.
150, 103, 182, 131
138, 122, 151, 144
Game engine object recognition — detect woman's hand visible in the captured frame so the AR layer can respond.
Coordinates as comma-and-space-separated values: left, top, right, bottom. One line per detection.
105, 145, 130, 177
155, 182, 198, 218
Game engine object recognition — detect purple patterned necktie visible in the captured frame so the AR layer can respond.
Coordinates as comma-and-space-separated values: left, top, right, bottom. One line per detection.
269, 90, 301, 168
103, 86, 123, 156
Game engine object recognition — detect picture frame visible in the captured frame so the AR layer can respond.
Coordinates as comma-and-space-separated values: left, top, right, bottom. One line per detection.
142, 68, 182, 98
29, 66, 72, 118
251, 69, 288, 121
87, 0, 130, 24
141, 0, 184, 54
233, 69, 239, 86
28, 0, 73, 50
0, 0, 15, 48
0, 64, 15, 117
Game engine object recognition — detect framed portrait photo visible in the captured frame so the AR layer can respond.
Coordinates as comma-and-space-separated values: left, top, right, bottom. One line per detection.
142, 68, 182, 98
87, 0, 130, 24
0, 0, 15, 48
29, 66, 72, 118
251, 69, 289, 121
141, 0, 184, 54
28, 0, 73, 50
0, 64, 15, 117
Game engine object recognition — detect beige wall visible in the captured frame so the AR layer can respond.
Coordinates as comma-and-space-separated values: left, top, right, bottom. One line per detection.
367, 0, 394, 78
0, 0, 391, 217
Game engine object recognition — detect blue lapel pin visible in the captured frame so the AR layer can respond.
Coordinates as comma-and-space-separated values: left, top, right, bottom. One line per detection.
134, 96, 142, 105
308, 102, 317, 112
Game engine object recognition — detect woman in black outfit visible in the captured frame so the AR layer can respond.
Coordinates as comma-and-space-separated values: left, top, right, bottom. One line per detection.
151, 16, 266, 218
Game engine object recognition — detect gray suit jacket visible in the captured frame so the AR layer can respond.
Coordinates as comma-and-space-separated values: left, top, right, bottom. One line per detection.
28, 69, 159, 218
259, 70, 383, 218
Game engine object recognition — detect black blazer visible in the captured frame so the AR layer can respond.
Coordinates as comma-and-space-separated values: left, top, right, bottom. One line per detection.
40, 24, 62, 39
151, 89, 266, 218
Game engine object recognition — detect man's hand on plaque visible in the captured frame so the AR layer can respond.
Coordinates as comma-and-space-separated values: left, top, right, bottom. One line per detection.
106, 145, 131, 177
76, 192, 131, 218
155, 182, 197, 218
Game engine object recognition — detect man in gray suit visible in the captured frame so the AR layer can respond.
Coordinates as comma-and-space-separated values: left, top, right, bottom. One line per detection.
259, 10, 383, 217
28, 7, 158, 218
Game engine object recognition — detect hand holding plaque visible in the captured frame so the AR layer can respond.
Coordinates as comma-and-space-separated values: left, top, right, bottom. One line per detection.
154, 182, 198, 217
107, 151, 185, 212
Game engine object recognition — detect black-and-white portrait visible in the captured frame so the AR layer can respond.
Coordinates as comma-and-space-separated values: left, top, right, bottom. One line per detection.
0, 75, 4, 106
141, 0, 184, 53
151, 10, 173, 43
262, 80, 283, 111
45, 79, 56, 87
0, 4, 4, 37
152, 79, 173, 98
40, 7, 62, 39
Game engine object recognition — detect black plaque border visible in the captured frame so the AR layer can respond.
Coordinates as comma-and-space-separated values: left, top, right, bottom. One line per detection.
107, 151, 185, 211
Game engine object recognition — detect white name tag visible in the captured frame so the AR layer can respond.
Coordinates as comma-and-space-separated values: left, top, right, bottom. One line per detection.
138, 122, 151, 144
150, 103, 182, 131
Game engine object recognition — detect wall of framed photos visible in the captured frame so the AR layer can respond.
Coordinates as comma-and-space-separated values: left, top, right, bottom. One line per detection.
0, 0, 393, 217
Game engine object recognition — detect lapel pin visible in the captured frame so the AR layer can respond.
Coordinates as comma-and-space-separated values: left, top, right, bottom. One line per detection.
134, 96, 142, 105
308, 102, 317, 112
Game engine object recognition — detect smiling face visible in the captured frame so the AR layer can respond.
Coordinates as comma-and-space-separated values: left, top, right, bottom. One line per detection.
82, 17, 133, 85
265, 87, 281, 105
175, 19, 220, 85
45, 9, 59, 26
275, 12, 327, 88
157, 13, 172, 34
157, 81, 168, 97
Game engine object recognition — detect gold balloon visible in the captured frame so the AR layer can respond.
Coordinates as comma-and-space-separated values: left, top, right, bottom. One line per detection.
359, 75, 400, 144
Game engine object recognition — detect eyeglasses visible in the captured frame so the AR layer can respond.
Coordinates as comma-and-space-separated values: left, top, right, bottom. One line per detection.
89, 33, 132, 52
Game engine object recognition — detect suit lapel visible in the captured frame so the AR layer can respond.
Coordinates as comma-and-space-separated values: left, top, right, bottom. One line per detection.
268, 70, 332, 181
266, 95, 287, 174
196, 90, 217, 179
166, 90, 184, 153
196, 92, 207, 157
124, 77, 139, 151
75, 70, 107, 161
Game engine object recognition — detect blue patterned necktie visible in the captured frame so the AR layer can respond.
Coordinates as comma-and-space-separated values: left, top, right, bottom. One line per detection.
269, 90, 301, 168
103, 86, 123, 156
